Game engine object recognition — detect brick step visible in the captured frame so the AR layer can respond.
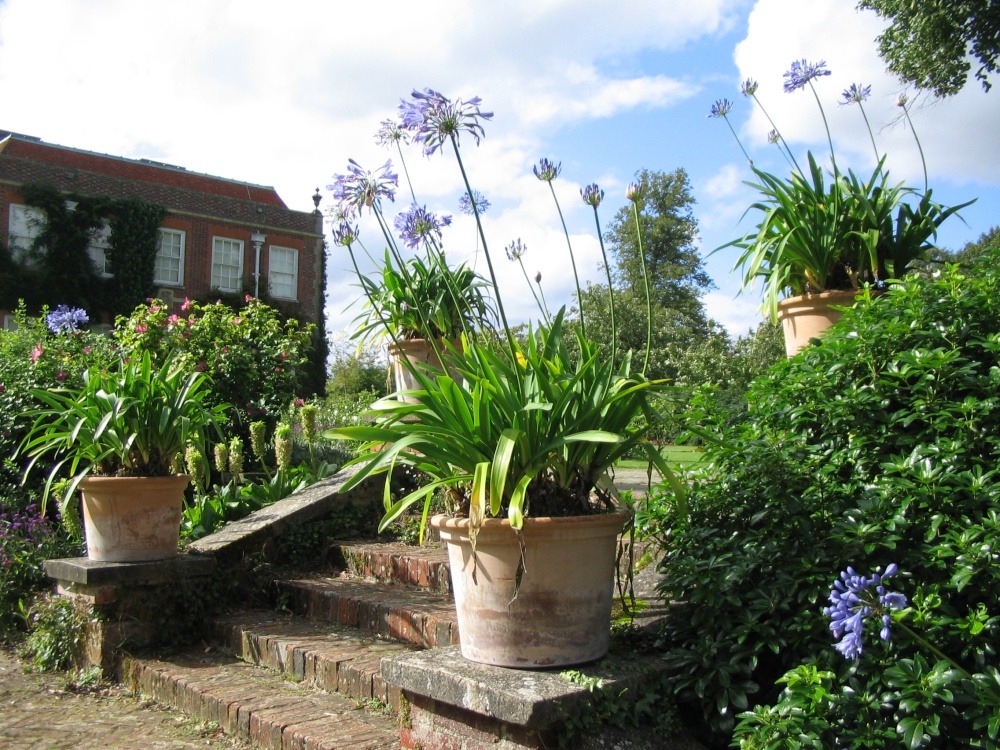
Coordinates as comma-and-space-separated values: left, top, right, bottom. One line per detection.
212, 610, 413, 709
330, 541, 451, 595
278, 576, 460, 649
122, 650, 400, 750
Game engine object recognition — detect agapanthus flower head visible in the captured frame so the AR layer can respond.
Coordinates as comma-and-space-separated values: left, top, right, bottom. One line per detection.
626, 181, 643, 202
399, 87, 493, 157
581, 183, 604, 208
767, 129, 780, 144
841, 83, 872, 105
331, 222, 359, 247
459, 190, 490, 216
740, 79, 758, 97
896, 94, 908, 108
394, 203, 453, 249
45, 305, 89, 334
328, 158, 398, 217
783, 59, 831, 93
823, 564, 907, 660
375, 118, 409, 147
533, 158, 562, 182
505, 238, 527, 262
709, 98, 734, 118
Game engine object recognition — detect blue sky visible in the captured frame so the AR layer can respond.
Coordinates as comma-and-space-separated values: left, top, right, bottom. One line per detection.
1, 0, 997, 344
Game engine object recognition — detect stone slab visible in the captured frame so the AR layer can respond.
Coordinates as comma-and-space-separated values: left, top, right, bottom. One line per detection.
381, 645, 666, 729
43, 552, 216, 586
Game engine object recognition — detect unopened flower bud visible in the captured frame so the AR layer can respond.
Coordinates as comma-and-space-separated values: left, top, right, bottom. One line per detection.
534, 271, 542, 284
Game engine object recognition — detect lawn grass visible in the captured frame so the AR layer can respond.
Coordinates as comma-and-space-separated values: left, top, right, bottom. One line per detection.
616, 445, 704, 472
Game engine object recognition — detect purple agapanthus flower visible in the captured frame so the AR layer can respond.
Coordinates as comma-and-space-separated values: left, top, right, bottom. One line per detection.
398, 88, 493, 157
708, 99, 733, 118
625, 181, 643, 202
783, 59, 831, 93
841, 83, 872, 105
375, 118, 409, 147
331, 222, 359, 247
394, 203, 452, 249
740, 79, 758, 97
505, 238, 527, 261
533, 158, 561, 182
823, 564, 907, 660
45, 305, 88, 333
581, 183, 604, 208
459, 191, 490, 216
328, 159, 398, 217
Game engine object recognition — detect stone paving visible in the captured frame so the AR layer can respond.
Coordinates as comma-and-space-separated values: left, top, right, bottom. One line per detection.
0, 647, 248, 750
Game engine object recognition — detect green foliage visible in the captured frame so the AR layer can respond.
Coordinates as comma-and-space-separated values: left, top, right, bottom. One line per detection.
329, 308, 683, 535
644, 256, 1000, 745
19, 350, 229, 514
106, 197, 168, 313
327, 338, 389, 397
18, 595, 90, 672
858, 0, 1000, 96
723, 155, 969, 318
353, 248, 493, 345
114, 297, 315, 442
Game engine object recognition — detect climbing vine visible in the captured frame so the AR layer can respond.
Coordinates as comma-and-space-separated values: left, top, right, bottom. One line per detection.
3, 183, 165, 318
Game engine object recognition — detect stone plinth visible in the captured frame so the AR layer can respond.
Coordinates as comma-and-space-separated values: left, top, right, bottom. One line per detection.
382, 646, 668, 750
43, 553, 217, 677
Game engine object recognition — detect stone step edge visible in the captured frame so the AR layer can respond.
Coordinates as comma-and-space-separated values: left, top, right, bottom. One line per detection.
212, 610, 411, 712
278, 578, 461, 650
331, 541, 452, 596
121, 652, 401, 750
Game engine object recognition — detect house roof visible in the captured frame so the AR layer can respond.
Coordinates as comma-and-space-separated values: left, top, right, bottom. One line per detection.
0, 131, 322, 236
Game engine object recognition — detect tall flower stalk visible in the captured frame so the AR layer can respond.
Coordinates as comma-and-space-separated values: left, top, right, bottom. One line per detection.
626, 181, 653, 374
581, 183, 615, 358
841, 83, 879, 163
897, 94, 929, 193
535, 158, 587, 338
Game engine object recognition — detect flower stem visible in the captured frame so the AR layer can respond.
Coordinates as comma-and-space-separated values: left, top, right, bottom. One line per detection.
591, 205, 616, 364
547, 181, 587, 337
517, 258, 549, 323
808, 80, 837, 175
857, 102, 880, 163
900, 101, 929, 193
631, 201, 652, 375
752, 94, 801, 174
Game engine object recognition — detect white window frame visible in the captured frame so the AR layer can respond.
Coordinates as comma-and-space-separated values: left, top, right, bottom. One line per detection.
8, 203, 46, 265
155, 228, 186, 286
211, 236, 244, 293
87, 221, 113, 278
2, 314, 17, 331
268, 246, 299, 300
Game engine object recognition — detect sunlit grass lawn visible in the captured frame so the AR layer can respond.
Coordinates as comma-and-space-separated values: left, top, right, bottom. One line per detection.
616, 445, 704, 473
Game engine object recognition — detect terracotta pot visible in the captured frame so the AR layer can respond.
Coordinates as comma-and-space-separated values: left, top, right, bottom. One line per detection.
776, 289, 859, 357
387, 338, 461, 403
432, 509, 630, 668
79, 475, 190, 562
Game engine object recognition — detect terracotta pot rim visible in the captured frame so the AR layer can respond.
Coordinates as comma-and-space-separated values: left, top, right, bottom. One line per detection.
777, 288, 859, 305
430, 508, 631, 531
79, 474, 192, 486
387, 337, 461, 352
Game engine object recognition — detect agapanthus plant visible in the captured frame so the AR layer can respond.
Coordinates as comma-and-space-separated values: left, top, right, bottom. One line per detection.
325, 88, 680, 547
712, 59, 973, 318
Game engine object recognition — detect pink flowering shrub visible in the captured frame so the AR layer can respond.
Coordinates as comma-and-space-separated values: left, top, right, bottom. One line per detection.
114, 297, 315, 443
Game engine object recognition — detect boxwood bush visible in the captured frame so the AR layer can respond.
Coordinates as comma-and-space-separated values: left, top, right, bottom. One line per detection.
645, 254, 1000, 747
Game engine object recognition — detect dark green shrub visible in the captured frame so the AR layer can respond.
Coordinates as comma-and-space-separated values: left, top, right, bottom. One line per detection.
645, 255, 1000, 746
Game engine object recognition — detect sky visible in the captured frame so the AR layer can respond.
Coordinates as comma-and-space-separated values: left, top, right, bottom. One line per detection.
1, 0, 997, 348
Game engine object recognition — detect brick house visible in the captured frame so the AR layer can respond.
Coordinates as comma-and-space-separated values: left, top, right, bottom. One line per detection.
0, 131, 326, 361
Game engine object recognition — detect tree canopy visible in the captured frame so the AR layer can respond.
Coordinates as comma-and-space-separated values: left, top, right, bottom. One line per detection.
858, 0, 1000, 96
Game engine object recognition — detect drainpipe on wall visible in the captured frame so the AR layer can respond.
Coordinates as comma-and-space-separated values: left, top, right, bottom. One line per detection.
250, 231, 266, 298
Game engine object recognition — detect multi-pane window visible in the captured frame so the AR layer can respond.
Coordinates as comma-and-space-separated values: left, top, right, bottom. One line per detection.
155, 229, 186, 286
268, 246, 298, 300
211, 237, 244, 292
8, 204, 45, 265
88, 221, 113, 277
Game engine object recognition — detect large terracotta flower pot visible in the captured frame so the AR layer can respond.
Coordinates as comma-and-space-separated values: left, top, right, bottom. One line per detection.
387, 338, 460, 403
432, 509, 630, 669
79, 475, 190, 562
776, 289, 858, 357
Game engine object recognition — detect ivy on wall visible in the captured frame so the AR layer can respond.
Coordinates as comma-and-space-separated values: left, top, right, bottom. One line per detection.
0, 183, 165, 319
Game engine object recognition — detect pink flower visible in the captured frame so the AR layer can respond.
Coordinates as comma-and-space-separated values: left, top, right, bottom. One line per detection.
280, 352, 288, 361
136, 324, 148, 333
167, 314, 182, 328
83, 347, 92, 354
245, 295, 254, 302
196, 360, 207, 372
294, 398, 305, 408
0, 384, 5, 393
232, 317, 242, 325
30, 344, 43, 362
222, 347, 229, 354
149, 305, 160, 313
181, 298, 192, 312
56, 371, 67, 382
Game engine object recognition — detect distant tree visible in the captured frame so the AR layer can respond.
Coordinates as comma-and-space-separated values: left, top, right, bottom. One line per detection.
858, 0, 1000, 96
603, 168, 713, 326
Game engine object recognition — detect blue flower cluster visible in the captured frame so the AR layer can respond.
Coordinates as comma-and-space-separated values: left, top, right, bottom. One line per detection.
783, 58, 831, 93
393, 203, 452, 249
45, 305, 88, 334
824, 564, 908, 659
